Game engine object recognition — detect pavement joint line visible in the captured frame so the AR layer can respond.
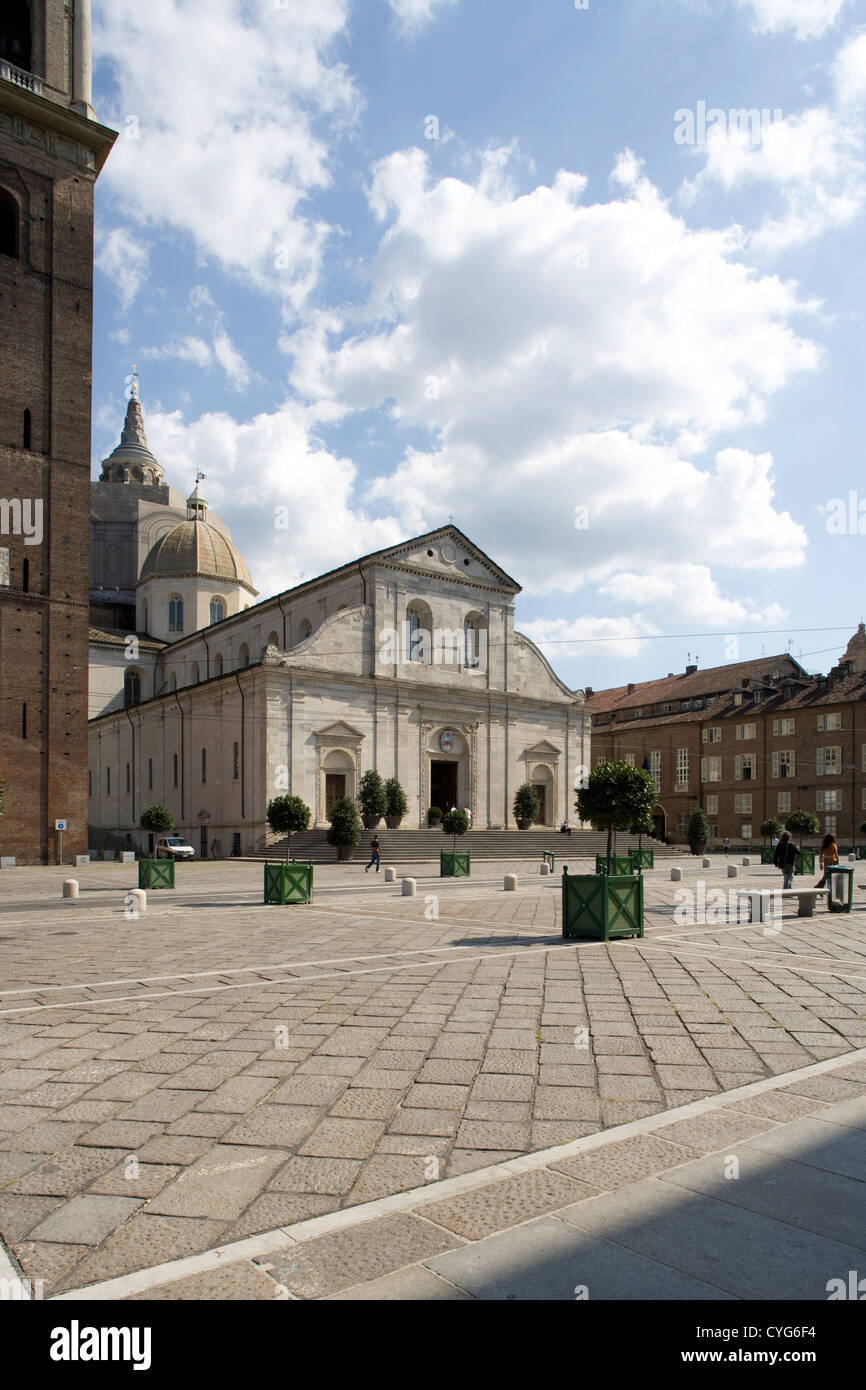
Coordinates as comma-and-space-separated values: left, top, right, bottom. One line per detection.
636, 939, 866, 987
48, 1042, 866, 1302
0, 940, 584, 1016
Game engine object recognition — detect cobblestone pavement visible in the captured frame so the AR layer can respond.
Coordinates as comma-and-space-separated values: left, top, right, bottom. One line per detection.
1, 856, 865, 1296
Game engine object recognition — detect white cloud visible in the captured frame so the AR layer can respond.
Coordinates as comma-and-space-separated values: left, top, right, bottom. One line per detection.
518, 616, 660, 665
94, 226, 149, 310
834, 29, 866, 105
598, 565, 788, 627
387, 0, 459, 33
142, 336, 213, 369
213, 332, 253, 390
94, 0, 357, 311
734, 0, 850, 40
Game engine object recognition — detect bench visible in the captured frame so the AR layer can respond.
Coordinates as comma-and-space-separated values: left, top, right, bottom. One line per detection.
733, 887, 828, 923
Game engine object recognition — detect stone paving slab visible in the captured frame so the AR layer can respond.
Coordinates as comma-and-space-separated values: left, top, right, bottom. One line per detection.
2, 859, 866, 1294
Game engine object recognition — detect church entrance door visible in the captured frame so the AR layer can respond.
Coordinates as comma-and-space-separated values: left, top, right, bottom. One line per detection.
431, 761, 458, 813
532, 784, 547, 826
326, 774, 346, 817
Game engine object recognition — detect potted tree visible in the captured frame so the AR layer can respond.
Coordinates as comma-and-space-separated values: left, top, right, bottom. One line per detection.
687, 809, 710, 858
785, 809, 820, 875
428, 805, 443, 828
441, 807, 470, 876
328, 796, 362, 861
264, 795, 313, 903
629, 807, 655, 870
384, 777, 408, 830
567, 760, 655, 939
139, 806, 176, 889
358, 770, 387, 830
760, 817, 784, 864
513, 783, 540, 830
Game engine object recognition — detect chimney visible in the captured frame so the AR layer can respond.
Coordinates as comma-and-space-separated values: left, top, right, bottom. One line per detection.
584, 687, 593, 699
685, 664, 697, 676
627, 683, 636, 695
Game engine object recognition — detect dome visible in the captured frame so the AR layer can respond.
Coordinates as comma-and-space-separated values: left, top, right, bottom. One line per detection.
139, 516, 255, 591
99, 374, 165, 486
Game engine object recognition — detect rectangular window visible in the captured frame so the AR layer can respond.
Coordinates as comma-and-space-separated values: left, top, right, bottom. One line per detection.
701, 756, 722, 782
233, 742, 240, 780
862, 787, 866, 811
106, 767, 111, 795
733, 692, 743, 706
741, 823, 752, 840
661, 704, 672, 714
778, 791, 791, 813
676, 812, 689, 837
734, 793, 752, 814
705, 794, 718, 815
817, 789, 842, 812
125, 763, 130, 794
817, 712, 842, 731
702, 727, 722, 744
773, 718, 795, 736
88, 770, 92, 797
772, 750, 795, 779
148, 758, 153, 791
706, 823, 718, 838
648, 751, 661, 792
681, 701, 689, 710
817, 745, 842, 776
172, 753, 178, 788
735, 723, 756, 741
735, 754, 756, 781
675, 748, 688, 786
824, 814, 837, 836
201, 748, 207, 785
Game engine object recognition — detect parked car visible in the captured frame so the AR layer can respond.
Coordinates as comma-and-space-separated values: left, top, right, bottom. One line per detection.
155, 835, 195, 860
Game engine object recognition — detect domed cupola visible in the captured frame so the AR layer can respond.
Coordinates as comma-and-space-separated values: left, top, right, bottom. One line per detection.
136, 473, 257, 642
99, 369, 165, 486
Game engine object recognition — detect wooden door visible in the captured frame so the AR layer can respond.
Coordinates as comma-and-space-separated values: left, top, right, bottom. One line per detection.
533, 784, 547, 825
326, 774, 346, 817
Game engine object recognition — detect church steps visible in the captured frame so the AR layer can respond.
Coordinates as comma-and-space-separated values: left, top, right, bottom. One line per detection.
242, 829, 675, 863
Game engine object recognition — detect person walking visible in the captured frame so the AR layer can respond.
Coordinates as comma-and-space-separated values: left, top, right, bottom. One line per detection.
773, 831, 797, 891
723, 837, 730, 856
365, 834, 381, 873
815, 832, 839, 889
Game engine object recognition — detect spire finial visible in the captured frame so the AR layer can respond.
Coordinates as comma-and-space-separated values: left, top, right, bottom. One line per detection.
130, 363, 139, 399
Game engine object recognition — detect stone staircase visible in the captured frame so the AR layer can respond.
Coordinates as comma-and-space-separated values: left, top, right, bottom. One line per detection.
244, 828, 675, 864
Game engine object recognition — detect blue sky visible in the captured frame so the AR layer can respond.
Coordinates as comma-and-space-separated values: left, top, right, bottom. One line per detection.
90, 0, 866, 691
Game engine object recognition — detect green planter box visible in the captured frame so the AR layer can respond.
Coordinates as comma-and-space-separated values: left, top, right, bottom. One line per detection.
139, 858, 175, 890
441, 852, 470, 877
761, 847, 776, 864
857, 846, 866, 860
794, 851, 815, 876
629, 849, 654, 870
595, 854, 635, 876
264, 861, 313, 905
562, 870, 644, 941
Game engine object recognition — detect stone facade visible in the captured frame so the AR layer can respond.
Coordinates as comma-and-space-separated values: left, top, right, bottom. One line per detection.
89, 528, 589, 852
0, 1, 114, 864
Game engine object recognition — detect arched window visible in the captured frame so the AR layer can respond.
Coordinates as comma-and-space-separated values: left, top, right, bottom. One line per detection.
169, 671, 177, 691
238, 643, 250, 669
233, 742, 240, 780
0, 188, 20, 260
299, 619, 312, 641
210, 597, 225, 625
142, 602, 148, 633
406, 603, 432, 664
267, 630, 279, 649
22, 557, 29, 593
464, 612, 487, 671
124, 669, 141, 707
215, 652, 224, 676
23, 409, 31, 450
106, 766, 111, 795
169, 595, 183, 632
21, 701, 27, 738
0, 6, 32, 72
172, 752, 179, 787
191, 662, 200, 685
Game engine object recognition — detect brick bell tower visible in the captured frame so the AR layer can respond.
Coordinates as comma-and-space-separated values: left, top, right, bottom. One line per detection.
0, 2, 115, 864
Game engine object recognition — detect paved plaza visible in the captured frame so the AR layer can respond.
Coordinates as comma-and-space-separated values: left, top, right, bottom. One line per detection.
1, 855, 866, 1299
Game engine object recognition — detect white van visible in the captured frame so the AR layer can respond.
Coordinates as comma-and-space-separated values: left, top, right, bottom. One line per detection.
155, 835, 195, 860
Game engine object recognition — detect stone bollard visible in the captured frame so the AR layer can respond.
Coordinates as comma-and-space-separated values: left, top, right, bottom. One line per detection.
742, 857, 751, 867
670, 867, 682, 882
127, 889, 146, 916
727, 864, 738, 878
849, 854, 857, 863
504, 874, 518, 892
402, 878, 416, 897
62, 879, 79, 899
702, 858, 711, 868
539, 863, 550, 876
384, 866, 396, 883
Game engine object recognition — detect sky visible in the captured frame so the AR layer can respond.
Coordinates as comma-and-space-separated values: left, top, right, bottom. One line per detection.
89, 0, 866, 693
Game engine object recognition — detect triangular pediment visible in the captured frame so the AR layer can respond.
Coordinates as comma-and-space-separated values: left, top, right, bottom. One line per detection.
316, 721, 364, 742
373, 527, 521, 593
524, 740, 562, 758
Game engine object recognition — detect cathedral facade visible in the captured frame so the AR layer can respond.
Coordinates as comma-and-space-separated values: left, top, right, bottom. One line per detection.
88, 391, 589, 856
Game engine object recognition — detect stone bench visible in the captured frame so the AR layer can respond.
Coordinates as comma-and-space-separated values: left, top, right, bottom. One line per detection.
733, 887, 828, 923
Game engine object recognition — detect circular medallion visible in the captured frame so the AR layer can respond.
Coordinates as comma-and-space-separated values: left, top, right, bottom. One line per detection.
440, 541, 458, 564
439, 729, 455, 753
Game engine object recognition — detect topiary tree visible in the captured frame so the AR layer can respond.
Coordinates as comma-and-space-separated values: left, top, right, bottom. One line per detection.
266, 795, 311, 862
428, 805, 443, 826
140, 805, 173, 856
384, 777, 408, 828
786, 808, 820, 850
513, 782, 540, 829
576, 761, 657, 872
358, 770, 387, 828
687, 809, 710, 856
760, 818, 784, 844
327, 796, 362, 860
441, 807, 469, 854
630, 806, 654, 854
